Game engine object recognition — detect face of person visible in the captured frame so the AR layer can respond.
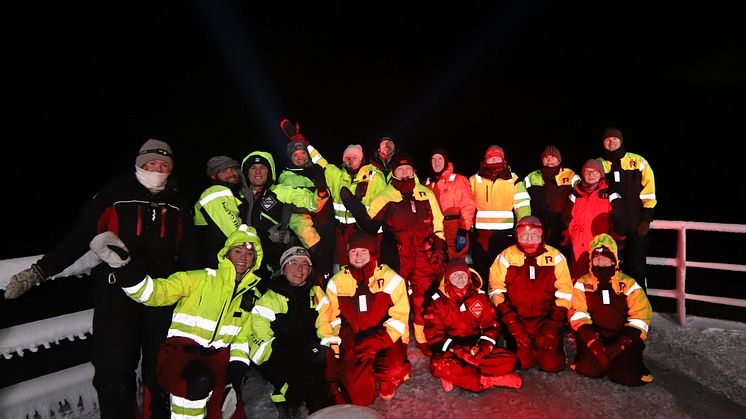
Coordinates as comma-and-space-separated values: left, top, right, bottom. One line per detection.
247, 164, 269, 187
343, 153, 363, 171
603, 136, 622, 152
379, 140, 395, 158
485, 155, 503, 165
431, 154, 445, 173
592, 252, 615, 268
348, 248, 371, 268
142, 159, 172, 174
582, 168, 602, 184
291, 149, 309, 167
393, 164, 414, 179
517, 228, 542, 247
449, 270, 469, 289
226, 245, 256, 274
283, 257, 311, 286
542, 155, 560, 168
215, 167, 240, 184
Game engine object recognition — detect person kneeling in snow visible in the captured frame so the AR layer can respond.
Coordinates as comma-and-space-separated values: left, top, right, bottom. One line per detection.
90, 225, 265, 418
424, 259, 521, 392
569, 233, 654, 386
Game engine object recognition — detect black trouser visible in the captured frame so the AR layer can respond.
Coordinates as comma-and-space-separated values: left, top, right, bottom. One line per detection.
257, 349, 330, 413
471, 229, 515, 290
92, 281, 173, 419
621, 234, 648, 292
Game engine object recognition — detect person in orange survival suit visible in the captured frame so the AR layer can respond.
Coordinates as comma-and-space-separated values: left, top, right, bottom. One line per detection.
423, 258, 521, 393
318, 230, 412, 405
488, 216, 574, 373
339, 152, 447, 355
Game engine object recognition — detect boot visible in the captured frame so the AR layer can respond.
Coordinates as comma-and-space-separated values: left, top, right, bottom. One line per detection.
479, 373, 522, 389
378, 381, 396, 400
440, 378, 454, 392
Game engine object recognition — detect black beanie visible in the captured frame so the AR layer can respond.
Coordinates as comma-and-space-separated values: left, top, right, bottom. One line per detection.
390, 151, 415, 174
602, 127, 623, 143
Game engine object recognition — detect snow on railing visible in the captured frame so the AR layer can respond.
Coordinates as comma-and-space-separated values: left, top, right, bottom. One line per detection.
646, 220, 746, 326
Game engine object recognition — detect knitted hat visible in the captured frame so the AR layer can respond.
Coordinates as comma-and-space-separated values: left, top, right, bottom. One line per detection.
541, 145, 562, 164
602, 127, 623, 143
390, 151, 415, 174
515, 215, 543, 232
286, 140, 309, 159
244, 154, 272, 172
347, 230, 379, 258
343, 144, 364, 160
280, 246, 312, 270
484, 145, 504, 161
136, 139, 173, 168
206, 156, 240, 177
582, 159, 604, 175
444, 258, 470, 282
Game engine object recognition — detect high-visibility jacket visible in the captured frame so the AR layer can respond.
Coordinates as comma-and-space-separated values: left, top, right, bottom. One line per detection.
308, 145, 386, 225
470, 172, 531, 230
278, 164, 334, 249
424, 163, 476, 231
318, 264, 410, 347
524, 167, 578, 246
599, 153, 656, 230
569, 234, 652, 340
488, 244, 573, 317
194, 183, 245, 267
120, 225, 264, 366
249, 280, 328, 365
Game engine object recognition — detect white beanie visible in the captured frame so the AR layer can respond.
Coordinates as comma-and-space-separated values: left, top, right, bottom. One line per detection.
342, 144, 364, 160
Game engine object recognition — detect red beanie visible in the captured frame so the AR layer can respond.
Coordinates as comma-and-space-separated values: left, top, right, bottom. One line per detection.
582, 159, 604, 175
444, 258, 470, 280
484, 145, 504, 161
541, 145, 562, 163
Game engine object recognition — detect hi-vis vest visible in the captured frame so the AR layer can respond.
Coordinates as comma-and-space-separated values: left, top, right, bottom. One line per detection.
469, 172, 531, 230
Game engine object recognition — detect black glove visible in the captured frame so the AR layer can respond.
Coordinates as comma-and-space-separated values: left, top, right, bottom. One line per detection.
311, 164, 328, 194
501, 310, 532, 348
636, 220, 651, 237
90, 231, 131, 268
340, 186, 381, 235
605, 326, 641, 360
429, 235, 447, 265
455, 228, 468, 252
576, 325, 609, 367
280, 118, 306, 142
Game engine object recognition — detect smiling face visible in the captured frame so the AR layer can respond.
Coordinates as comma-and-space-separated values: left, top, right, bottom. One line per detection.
282, 257, 311, 286
291, 149, 309, 167
226, 244, 256, 274
348, 248, 371, 268
431, 154, 445, 173
247, 164, 269, 187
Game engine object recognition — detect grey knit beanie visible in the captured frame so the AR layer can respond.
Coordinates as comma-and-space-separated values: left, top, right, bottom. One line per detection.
206, 156, 240, 177
136, 139, 174, 168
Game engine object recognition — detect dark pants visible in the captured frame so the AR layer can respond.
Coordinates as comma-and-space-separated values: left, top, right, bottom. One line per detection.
621, 233, 649, 292
573, 333, 650, 386
257, 348, 330, 414
471, 229, 515, 290
92, 282, 172, 419
430, 348, 517, 392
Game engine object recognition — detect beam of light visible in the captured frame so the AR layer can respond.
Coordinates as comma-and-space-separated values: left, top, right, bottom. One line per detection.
191, 1, 287, 158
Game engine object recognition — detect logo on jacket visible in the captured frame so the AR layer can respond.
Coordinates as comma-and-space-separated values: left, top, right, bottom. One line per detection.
260, 195, 277, 211
468, 299, 484, 318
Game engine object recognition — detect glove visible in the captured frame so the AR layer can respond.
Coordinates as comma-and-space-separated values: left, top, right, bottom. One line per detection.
501, 310, 532, 348
4, 263, 47, 299
90, 231, 131, 268
340, 186, 354, 203
450, 345, 479, 366
455, 228, 468, 252
576, 325, 609, 367
429, 235, 447, 265
636, 220, 651, 237
354, 329, 393, 362
605, 326, 641, 360
472, 340, 494, 361
267, 222, 290, 244
279, 118, 306, 142
535, 306, 567, 351
221, 384, 237, 419
310, 164, 328, 194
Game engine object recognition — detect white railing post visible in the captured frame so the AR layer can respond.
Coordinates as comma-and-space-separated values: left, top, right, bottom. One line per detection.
676, 226, 687, 326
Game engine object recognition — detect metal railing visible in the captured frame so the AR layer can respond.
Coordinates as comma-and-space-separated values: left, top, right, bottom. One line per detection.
646, 220, 746, 326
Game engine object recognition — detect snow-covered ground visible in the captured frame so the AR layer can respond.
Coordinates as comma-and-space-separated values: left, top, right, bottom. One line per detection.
237, 312, 746, 419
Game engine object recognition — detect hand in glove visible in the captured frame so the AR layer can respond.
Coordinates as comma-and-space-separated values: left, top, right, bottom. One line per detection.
4, 263, 47, 299
310, 164, 328, 195
472, 340, 494, 361
576, 325, 609, 367
501, 310, 532, 348
279, 118, 306, 142
605, 326, 641, 360
450, 345, 479, 366
221, 384, 238, 419
221, 360, 247, 418
636, 220, 651, 237
455, 228, 468, 252
429, 235, 447, 265
90, 231, 131, 268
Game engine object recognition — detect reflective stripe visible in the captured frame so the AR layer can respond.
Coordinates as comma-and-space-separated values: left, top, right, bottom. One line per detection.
199, 189, 233, 206
431, 293, 441, 301
574, 282, 586, 292
205, 268, 216, 277
330, 318, 342, 328
448, 173, 456, 181
609, 192, 621, 201
333, 202, 347, 211
219, 324, 241, 337
553, 253, 565, 264
327, 280, 337, 295
230, 356, 250, 366
498, 255, 510, 268
383, 275, 404, 294
167, 330, 209, 347
251, 337, 274, 364
475, 210, 514, 218
385, 318, 407, 334
625, 283, 642, 296
640, 193, 656, 200
569, 195, 576, 203
122, 276, 149, 299
172, 313, 218, 332
321, 336, 341, 345
570, 311, 591, 321
252, 305, 276, 321
335, 215, 356, 224
475, 222, 514, 230
628, 318, 649, 333
442, 338, 453, 352
479, 336, 496, 345
514, 192, 530, 201
474, 175, 483, 183
489, 289, 505, 297
555, 291, 573, 301
231, 342, 250, 356
316, 296, 330, 312
171, 394, 209, 409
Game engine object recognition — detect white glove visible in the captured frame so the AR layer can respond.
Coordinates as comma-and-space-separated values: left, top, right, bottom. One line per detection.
90, 231, 131, 268
221, 384, 237, 419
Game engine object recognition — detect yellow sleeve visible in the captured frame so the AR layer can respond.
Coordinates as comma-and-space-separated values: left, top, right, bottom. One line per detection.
552, 252, 574, 310
488, 251, 509, 307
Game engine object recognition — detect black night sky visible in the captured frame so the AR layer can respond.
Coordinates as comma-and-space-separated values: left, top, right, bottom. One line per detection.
3, 1, 745, 259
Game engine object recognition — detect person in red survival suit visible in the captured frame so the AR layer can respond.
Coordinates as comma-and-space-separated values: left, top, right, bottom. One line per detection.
318, 230, 412, 405
339, 152, 447, 355
488, 216, 574, 373
423, 258, 522, 393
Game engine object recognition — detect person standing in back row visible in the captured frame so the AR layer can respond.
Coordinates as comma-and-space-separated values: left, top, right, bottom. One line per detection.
4, 139, 198, 419
598, 127, 656, 291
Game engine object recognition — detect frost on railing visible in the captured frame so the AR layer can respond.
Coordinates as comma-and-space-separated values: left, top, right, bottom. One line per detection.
0, 363, 98, 419
0, 309, 93, 359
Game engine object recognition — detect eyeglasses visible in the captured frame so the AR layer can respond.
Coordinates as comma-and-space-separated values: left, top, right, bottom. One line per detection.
287, 260, 311, 269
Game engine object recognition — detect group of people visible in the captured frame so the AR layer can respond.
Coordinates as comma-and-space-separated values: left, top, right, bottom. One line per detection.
3, 123, 656, 418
